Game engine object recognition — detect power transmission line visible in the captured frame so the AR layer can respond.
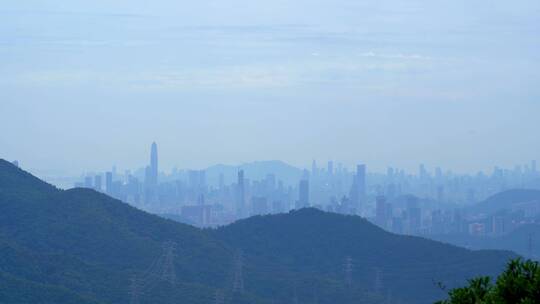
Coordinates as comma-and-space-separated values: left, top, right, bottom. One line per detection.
214, 289, 225, 304
344, 256, 354, 288
374, 268, 383, 294
128, 241, 179, 304
232, 250, 244, 294
129, 277, 143, 304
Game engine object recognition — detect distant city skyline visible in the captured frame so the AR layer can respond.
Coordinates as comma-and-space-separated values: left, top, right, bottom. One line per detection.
65, 141, 539, 240
3, 141, 539, 179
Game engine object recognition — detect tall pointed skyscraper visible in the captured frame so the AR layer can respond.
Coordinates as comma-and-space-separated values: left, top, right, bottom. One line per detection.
144, 142, 159, 204
149, 142, 158, 187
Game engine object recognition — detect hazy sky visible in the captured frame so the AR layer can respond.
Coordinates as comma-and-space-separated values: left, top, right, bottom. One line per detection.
1, 0, 539, 176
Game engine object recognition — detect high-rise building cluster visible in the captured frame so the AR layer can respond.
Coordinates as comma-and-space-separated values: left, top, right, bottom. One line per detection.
74, 143, 540, 236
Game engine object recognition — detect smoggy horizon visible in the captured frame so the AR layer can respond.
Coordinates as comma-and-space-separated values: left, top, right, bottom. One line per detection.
2, 0, 539, 176
3, 140, 537, 179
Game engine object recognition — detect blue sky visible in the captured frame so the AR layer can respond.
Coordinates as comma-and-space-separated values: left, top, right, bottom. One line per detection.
1, 0, 539, 175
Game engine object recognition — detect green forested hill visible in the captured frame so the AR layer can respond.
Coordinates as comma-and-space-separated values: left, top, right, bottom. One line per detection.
213, 209, 516, 303
0, 159, 517, 304
0, 160, 238, 304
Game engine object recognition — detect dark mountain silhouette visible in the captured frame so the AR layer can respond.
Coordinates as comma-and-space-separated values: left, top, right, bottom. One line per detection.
0, 159, 517, 303
0, 160, 237, 304
471, 189, 540, 214
214, 209, 517, 303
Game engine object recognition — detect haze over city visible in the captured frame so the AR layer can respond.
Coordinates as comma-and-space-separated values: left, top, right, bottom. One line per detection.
1, 1, 540, 304
2, 0, 540, 176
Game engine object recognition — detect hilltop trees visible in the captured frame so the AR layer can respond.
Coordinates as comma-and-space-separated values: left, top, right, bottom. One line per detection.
437, 259, 540, 304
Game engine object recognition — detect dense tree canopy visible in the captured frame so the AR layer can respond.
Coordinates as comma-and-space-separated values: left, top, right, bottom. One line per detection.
437, 259, 540, 304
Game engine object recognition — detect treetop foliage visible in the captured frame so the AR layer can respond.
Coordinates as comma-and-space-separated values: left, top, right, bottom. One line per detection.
437, 259, 540, 304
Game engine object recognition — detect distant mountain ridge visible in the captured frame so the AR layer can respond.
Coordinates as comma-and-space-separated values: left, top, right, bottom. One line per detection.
431, 223, 540, 260
205, 160, 303, 186
472, 189, 540, 214
0, 159, 518, 304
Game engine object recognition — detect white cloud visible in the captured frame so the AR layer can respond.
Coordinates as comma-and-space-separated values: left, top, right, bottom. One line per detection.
358, 51, 431, 60
9, 56, 431, 91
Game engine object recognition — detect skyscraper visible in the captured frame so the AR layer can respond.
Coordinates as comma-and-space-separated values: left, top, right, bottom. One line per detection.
419, 164, 427, 179
84, 176, 93, 188
94, 175, 102, 192
357, 164, 366, 197
105, 171, 113, 194
143, 142, 159, 204
437, 185, 444, 203
435, 167, 443, 180
375, 196, 390, 229
189, 170, 206, 194
327, 161, 334, 176
149, 142, 158, 187
407, 197, 421, 235
296, 179, 309, 209
219, 173, 225, 189
350, 164, 366, 213
251, 197, 269, 216
236, 170, 245, 217
532, 160, 537, 173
